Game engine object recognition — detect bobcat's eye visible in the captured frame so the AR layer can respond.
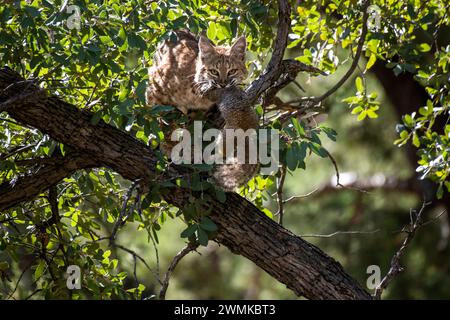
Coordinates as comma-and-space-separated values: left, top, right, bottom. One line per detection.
228, 69, 238, 76
208, 69, 219, 76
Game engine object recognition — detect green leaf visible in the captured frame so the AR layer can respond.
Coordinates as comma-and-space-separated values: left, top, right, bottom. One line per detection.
180, 225, 197, 238
412, 133, 420, 147
215, 188, 226, 203
103, 250, 111, 259
351, 106, 363, 114
172, 16, 188, 28
436, 183, 443, 199
135, 80, 147, 103
262, 208, 273, 219
393, 64, 403, 76
207, 22, 217, 39
355, 77, 364, 92
297, 141, 308, 168
321, 126, 337, 141
91, 111, 103, 125
34, 261, 46, 280
291, 118, 305, 136
0, 239, 6, 251
366, 109, 378, 119
357, 111, 367, 121
286, 144, 298, 171
150, 105, 175, 114
419, 43, 431, 52
366, 54, 376, 71
308, 142, 327, 158
200, 217, 218, 232
127, 33, 146, 49
197, 228, 209, 246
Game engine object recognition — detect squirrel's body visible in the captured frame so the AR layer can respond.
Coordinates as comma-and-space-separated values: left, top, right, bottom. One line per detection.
146, 30, 259, 191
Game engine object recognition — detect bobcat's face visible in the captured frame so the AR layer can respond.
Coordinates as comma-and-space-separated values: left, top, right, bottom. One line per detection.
195, 36, 247, 94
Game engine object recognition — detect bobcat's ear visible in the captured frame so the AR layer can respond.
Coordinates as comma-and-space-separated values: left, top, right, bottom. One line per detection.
198, 36, 215, 58
230, 36, 246, 61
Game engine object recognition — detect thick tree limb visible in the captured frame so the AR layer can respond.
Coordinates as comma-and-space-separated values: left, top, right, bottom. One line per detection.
245, 0, 291, 102
0, 152, 96, 211
207, 193, 370, 299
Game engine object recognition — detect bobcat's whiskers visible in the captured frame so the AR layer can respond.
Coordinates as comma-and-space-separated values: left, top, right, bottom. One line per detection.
194, 79, 214, 96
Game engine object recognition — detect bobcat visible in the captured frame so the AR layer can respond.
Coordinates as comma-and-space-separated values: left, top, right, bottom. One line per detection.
146, 30, 247, 114
146, 30, 259, 191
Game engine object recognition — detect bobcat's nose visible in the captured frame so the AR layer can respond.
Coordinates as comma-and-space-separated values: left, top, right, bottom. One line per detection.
218, 82, 227, 88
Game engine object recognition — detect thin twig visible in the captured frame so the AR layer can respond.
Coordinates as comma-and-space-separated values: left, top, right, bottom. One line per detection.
301, 229, 380, 238
84, 81, 99, 109
6, 256, 37, 299
114, 243, 162, 286
0, 117, 35, 129
149, 231, 161, 284
373, 202, 431, 299
324, 149, 343, 187
159, 242, 199, 300
0, 144, 36, 161
24, 289, 43, 300
283, 188, 318, 203
292, 80, 306, 92
275, 165, 287, 225
110, 180, 140, 245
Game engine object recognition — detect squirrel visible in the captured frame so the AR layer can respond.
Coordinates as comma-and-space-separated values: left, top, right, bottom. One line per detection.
207, 88, 260, 191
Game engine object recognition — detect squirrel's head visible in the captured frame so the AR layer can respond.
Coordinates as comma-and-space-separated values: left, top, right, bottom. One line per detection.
194, 35, 247, 94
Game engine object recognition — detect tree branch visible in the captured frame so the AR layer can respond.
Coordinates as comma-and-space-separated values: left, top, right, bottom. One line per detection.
262, 60, 327, 108
373, 202, 431, 299
0, 151, 96, 211
245, 0, 291, 102
276, 164, 287, 225
159, 242, 199, 300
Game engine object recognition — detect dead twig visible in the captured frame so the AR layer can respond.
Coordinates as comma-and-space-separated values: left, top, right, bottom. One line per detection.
373, 202, 431, 299
109, 179, 141, 245
159, 242, 199, 300
283, 188, 318, 203
275, 164, 287, 225
301, 229, 380, 238
114, 243, 163, 286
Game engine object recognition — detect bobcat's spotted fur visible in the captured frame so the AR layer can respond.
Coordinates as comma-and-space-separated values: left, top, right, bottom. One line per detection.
146, 30, 247, 114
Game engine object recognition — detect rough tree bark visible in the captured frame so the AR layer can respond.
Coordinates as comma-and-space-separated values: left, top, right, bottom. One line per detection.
0, 0, 372, 300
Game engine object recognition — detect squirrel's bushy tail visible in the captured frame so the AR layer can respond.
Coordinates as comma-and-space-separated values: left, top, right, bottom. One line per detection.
212, 160, 259, 192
